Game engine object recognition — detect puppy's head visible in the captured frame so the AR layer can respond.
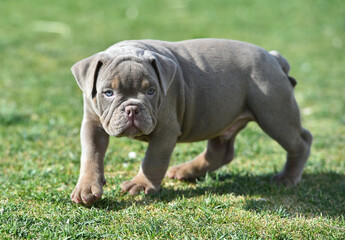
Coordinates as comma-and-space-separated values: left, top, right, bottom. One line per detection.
71, 48, 177, 137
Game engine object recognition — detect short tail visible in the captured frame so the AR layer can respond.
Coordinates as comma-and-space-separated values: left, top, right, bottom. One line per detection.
269, 50, 297, 87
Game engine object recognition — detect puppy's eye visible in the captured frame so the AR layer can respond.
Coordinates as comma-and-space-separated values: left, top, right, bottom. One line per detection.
147, 88, 156, 96
104, 90, 114, 97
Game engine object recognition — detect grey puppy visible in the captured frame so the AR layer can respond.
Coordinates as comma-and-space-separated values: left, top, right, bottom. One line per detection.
70, 39, 312, 206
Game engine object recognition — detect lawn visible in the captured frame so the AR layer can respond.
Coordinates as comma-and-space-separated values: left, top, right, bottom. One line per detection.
0, 0, 344, 239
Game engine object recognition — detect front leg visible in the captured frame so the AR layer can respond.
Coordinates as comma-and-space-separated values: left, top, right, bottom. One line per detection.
121, 135, 176, 195
71, 117, 109, 206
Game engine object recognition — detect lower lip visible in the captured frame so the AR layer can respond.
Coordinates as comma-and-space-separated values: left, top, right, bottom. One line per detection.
133, 120, 141, 127
126, 126, 139, 135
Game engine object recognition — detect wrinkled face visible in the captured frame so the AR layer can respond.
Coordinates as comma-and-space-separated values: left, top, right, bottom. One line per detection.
72, 48, 177, 138
95, 60, 161, 138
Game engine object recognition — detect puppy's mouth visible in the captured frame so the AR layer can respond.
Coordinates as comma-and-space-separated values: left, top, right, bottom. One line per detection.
119, 119, 144, 137
101, 103, 156, 138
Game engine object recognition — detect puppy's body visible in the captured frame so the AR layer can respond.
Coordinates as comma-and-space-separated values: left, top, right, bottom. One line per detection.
70, 39, 312, 206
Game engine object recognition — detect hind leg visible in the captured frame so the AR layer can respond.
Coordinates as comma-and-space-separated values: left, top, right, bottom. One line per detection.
271, 128, 312, 185
166, 115, 251, 180
166, 136, 236, 180
251, 90, 312, 185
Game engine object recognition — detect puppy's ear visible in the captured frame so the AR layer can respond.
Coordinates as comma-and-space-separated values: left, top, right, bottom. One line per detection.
144, 51, 177, 95
71, 52, 109, 98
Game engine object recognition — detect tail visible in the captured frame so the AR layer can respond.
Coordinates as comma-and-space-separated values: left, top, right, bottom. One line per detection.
269, 50, 297, 87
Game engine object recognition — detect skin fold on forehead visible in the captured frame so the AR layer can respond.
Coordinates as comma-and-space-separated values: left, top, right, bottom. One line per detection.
98, 58, 156, 94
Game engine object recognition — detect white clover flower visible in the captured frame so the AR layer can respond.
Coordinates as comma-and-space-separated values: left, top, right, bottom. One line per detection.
302, 108, 313, 116
128, 151, 137, 159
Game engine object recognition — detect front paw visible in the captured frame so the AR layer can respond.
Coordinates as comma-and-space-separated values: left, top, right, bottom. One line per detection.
271, 172, 301, 186
71, 176, 106, 206
121, 174, 160, 196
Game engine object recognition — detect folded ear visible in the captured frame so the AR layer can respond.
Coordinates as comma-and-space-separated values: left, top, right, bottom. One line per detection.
144, 51, 177, 95
71, 52, 109, 98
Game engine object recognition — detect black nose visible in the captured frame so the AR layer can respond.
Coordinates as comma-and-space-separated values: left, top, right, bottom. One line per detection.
125, 105, 140, 119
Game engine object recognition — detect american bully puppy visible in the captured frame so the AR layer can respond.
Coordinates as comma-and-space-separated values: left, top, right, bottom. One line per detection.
70, 39, 312, 206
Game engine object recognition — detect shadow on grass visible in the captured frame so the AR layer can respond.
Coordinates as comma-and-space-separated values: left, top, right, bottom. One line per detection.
94, 171, 345, 218
0, 113, 30, 126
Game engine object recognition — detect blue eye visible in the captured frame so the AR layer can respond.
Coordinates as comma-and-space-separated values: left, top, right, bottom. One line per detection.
104, 90, 114, 97
147, 88, 155, 96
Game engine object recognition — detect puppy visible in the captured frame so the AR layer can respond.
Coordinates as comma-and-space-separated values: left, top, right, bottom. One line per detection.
70, 39, 312, 206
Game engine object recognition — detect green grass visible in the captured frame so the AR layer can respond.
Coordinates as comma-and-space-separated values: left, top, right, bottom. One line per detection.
1, 0, 345, 239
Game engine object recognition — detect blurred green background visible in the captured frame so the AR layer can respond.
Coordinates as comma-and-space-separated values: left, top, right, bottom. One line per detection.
0, 0, 344, 238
